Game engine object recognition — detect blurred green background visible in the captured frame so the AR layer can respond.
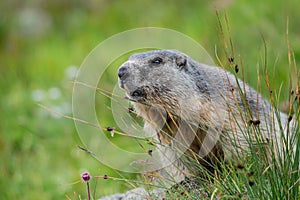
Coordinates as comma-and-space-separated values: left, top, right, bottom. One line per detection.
0, 0, 299, 199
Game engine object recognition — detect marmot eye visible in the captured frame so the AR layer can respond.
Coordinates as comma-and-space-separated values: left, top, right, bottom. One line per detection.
152, 57, 163, 64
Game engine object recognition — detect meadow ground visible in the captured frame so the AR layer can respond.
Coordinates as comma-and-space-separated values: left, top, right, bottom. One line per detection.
0, 0, 299, 199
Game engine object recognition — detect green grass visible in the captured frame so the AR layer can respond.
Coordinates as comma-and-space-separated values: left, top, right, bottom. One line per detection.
0, 0, 299, 199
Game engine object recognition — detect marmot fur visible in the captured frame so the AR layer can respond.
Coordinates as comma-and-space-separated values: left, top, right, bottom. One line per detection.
118, 49, 297, 184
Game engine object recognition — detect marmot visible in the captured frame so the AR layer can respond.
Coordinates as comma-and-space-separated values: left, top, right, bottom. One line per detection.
118, 49, 297, 184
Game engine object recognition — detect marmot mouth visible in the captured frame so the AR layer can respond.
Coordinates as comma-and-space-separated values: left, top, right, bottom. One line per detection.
120, 83, 147, 102
130, 88, 146, 98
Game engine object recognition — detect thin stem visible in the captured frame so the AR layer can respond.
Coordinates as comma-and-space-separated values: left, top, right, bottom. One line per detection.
86, 181, 91, 200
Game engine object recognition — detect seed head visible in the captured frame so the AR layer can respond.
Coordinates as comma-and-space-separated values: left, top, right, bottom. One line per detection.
106, 127, 115, 137
148, 149, 153, 156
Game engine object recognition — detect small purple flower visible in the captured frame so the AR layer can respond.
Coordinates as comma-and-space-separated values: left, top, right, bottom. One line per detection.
81, 172, 91, 182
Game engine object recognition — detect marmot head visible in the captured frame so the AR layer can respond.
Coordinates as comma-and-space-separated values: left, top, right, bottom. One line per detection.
118, 50, 198, 107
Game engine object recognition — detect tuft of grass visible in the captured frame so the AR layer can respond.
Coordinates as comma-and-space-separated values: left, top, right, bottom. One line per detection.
162, 11, 300, 200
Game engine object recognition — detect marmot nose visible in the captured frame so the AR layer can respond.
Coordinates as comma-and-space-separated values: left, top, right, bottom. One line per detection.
118, 66, 128, 79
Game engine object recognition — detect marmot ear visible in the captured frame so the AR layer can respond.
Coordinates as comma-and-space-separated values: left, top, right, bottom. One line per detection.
176, 55, 187, 69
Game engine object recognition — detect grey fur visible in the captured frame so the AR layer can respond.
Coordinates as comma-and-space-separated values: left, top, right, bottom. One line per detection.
116, 49, 297, 198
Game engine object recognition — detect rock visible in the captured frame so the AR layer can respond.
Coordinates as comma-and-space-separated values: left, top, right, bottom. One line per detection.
98, 187, 165, 200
